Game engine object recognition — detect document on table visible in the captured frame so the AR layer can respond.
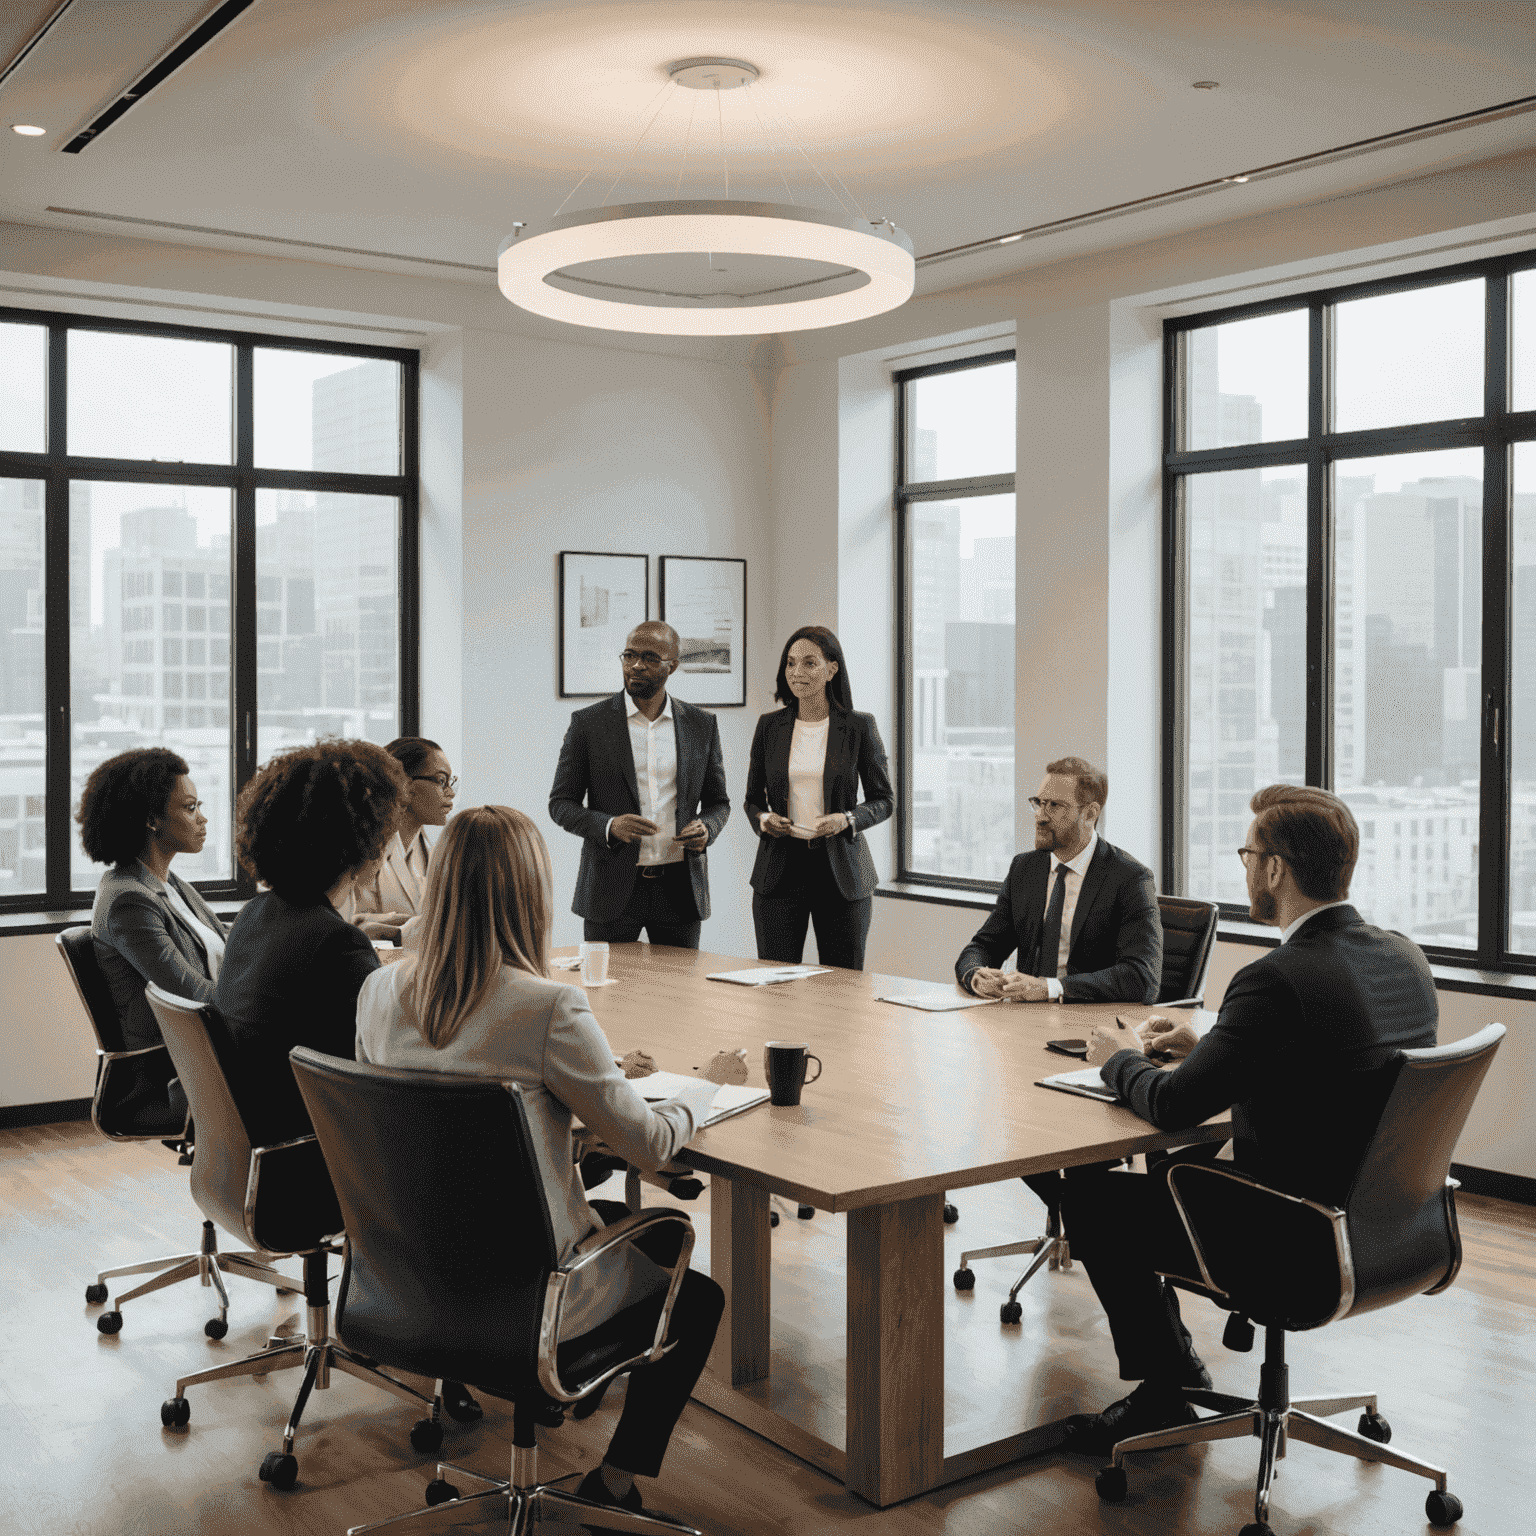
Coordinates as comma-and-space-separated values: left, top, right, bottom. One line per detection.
705, 965, 831, 986
1036, 1065, 1121, 1104
632, 1070, 771, 1127
876, 988, 1002, 1012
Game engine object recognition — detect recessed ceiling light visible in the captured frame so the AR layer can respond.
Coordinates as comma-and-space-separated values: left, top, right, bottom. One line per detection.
11, 124, 47, 136
998, 234, 1023, 244
1192, 81, 1220, 90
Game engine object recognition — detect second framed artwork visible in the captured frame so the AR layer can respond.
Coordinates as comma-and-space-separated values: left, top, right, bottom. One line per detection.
559, 551, 649, 697
660, 555, 747, 707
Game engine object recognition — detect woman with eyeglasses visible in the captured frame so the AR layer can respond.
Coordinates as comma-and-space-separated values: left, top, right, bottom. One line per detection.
350, 737, 458, 943
745, 626, 893, 970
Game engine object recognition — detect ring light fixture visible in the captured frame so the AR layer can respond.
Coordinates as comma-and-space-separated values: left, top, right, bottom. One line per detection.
497, 56, 915, 336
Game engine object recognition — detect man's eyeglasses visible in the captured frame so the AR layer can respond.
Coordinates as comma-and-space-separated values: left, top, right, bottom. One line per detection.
1027, 796, 1077, 815
1237, 846, 1276, 866
412, 773, 458, 791
619, 649, 668, 667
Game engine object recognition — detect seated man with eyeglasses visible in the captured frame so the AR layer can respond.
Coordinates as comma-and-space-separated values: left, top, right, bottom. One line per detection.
549, 621, 731, 950
956, 756, 1161, 1004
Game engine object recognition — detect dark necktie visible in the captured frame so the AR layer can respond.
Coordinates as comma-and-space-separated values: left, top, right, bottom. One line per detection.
1036, 864, 1068, 979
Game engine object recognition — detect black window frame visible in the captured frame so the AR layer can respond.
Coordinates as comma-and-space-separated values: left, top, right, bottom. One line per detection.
0, 303, 420, 914
1162, 246, 1536, 972
894, 347, 1018, 893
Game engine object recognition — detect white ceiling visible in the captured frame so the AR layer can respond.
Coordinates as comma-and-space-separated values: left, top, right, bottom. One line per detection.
1, 0, 1533, 310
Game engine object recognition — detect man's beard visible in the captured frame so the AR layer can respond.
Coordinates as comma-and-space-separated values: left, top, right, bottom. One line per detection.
625, 676, 661, 701
1033, 824, 1057, 850
1249, 886, 1279, 924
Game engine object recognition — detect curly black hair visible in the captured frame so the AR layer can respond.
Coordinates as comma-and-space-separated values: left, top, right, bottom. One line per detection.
77, 748, 191, 867
235, 740, 406, 899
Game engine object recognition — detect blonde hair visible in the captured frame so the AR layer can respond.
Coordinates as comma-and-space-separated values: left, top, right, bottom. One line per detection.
402, 805, 552, 1049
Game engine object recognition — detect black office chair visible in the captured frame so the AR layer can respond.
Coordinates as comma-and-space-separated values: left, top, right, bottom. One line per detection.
58, 927, 290, 1337
952, 895, 1220, 1318
145, 985, 439, 1490
289, 1046, 705, 1536
1095, 1021, 1503, 1535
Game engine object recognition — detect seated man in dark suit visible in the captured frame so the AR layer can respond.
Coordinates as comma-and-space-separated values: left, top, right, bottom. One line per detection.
956, 756, 1160, 1003
1059, 784, 1438, 1453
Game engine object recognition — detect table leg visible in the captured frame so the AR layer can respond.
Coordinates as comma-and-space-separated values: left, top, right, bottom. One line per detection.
707, 1176, 771, 1386
845, 1191, 945, 1506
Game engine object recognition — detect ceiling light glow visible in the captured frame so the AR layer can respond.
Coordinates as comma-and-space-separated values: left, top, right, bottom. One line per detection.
11, 124, 47, 136
998, 233, 1023, 244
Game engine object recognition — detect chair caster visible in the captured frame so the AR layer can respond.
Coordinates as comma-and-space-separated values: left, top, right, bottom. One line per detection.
943, 1203, 959, 1224
952, 1267, 975, 1291
258, 1451, 298, 1490
1426, 1490, 1463, 1526
1223, 1312, 1255, 1352
204, 1316, 228, 1340
536, 1404, 566, 1427
409, 1418, 444, 1454
769, 1211, 780, 1228
1095, 1466, 1127, 1503
797, 1204, 814, 1220
1238, 1525, 1274, 1535
440, 1383, 483, 1423
1357, 1410, 1391, 1443
85, 1282, 108, 1305
425, 1479, 459, 1506
160, 1397, 191, 1428
999, 1299, 1023, 1325
97, 1310, 123, 1335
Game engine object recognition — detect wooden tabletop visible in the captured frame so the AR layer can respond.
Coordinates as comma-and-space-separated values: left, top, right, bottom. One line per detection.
567, 944, 1230, 1212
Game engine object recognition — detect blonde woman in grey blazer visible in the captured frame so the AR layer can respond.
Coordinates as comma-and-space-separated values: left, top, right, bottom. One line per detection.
79, 749, 228, 1053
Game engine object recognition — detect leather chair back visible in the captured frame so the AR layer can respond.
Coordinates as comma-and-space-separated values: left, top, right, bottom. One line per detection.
290, 1047, 559, 1391
146, 984, 340, 1255
1156, 897, 1219, 1005
59, 926, 185, 1139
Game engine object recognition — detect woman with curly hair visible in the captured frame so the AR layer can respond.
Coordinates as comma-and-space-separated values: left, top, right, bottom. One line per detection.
80, 749, 228, 1106
213, 739, 406, 1149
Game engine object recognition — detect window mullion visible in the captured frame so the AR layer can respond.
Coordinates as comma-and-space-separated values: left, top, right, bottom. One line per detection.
232, 346, 257, 898
43, 325, 71, 904
1305, 302, 1331, 788
399, 356, 420, 737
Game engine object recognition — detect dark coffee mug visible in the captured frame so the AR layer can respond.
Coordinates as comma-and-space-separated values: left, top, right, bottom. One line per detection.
764, 1041, 822, 1107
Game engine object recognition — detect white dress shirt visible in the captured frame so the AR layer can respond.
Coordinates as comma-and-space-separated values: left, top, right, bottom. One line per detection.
613, 693, 682, 867
155, 872, 227, 979
787, 717, 829, 833
1040, 829, 1099, 1001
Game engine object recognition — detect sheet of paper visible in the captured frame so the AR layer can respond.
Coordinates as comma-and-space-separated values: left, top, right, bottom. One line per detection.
705, 966, 831, 986
876, 990, 1002, 1012
632, 1071, 770, 1126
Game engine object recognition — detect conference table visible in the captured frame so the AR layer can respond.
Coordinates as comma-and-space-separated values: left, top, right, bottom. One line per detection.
568, 943, 1231, 1508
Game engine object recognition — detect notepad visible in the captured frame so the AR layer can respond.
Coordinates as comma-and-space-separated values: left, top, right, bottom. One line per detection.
1036, 1065, 1121, 1104
632, 1071, 771, 1127
876, 989, 1002, 1012
705, 966, 831, 986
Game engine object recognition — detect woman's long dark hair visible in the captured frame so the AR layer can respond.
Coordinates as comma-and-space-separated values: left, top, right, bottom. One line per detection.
774, 626, 853, 712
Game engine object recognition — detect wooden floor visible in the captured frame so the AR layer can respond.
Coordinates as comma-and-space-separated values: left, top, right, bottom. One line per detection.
3, 1118, 1533, 1536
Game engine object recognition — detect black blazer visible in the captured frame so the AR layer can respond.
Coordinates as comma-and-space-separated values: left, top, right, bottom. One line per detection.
1102, 905, 1438, 1205
955, 837, 1161, 1003
548, 691, 731, 922
743, 707, 893, 901
213, 891, 379, 1147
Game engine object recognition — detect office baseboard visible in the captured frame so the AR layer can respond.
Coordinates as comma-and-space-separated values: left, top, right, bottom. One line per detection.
0, 1098, 92, 1130
1451, 1162, 1536, 1207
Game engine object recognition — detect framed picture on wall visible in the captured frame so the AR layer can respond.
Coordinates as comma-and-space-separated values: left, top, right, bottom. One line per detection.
659, 555, 747, 707
559, 551, 649, 697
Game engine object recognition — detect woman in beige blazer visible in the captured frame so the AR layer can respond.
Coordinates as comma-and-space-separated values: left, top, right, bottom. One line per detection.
351, 736, 457, 941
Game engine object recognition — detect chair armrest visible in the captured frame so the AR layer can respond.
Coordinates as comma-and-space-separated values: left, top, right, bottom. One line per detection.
1166, 1161, 1354, 1330
537, 1207, 696, 1405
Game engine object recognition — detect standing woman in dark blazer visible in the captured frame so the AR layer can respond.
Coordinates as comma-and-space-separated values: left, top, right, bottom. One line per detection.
80, 748, 228, 1113
745, 626, 893, 969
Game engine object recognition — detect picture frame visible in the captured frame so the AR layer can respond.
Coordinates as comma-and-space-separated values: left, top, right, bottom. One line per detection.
659, 555, 747, 707
558, 551, 649, 697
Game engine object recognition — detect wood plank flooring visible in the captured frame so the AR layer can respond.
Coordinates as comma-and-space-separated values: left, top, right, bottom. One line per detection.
2, 1119, 1532, 1536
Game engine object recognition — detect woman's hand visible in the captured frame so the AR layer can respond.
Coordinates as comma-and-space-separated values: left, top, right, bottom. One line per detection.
759, 812, 794, 838
810, 812, 853, 839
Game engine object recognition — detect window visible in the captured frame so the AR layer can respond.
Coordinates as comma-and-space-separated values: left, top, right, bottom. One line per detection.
0, 306, 418, 913
1165, 251, 1536, 969
896, 351, 1017, 887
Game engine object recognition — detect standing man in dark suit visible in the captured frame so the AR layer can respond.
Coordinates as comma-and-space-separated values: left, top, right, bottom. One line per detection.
1057, 784, 1438, 1454
955, 757, 1161, 1003
549, 621, 731, 949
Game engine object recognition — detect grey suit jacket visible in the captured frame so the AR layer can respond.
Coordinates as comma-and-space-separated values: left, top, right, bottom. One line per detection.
549, 692, 731, 922
90, 861, 228, 1051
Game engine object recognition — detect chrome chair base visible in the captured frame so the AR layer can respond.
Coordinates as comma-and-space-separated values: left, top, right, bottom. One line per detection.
348, 1459, 703, 1536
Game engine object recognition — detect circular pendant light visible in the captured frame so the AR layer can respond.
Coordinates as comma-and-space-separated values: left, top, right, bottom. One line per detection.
498, 200, 914, 336
498, 57, 915, 336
